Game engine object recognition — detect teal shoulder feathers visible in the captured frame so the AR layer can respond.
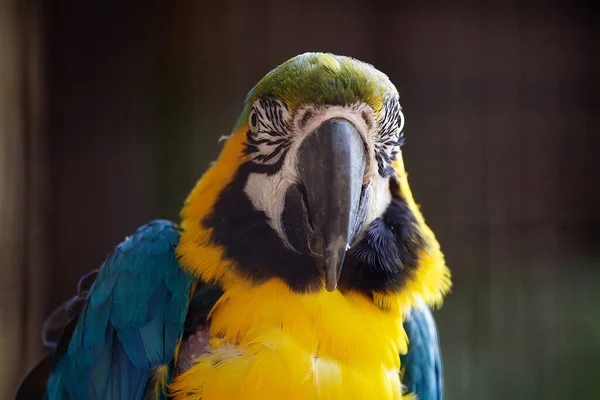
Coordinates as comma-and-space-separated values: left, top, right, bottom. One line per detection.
15, 220, 223, 400
46, 220, 195, 399
400, 306, 445, 400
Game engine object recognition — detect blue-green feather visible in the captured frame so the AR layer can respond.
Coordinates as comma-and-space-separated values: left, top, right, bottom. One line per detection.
400, 306, 444, 400
44, 220, 196, 400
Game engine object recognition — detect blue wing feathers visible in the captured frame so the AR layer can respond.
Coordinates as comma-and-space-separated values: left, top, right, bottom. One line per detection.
400, 305, 444, 400
45, 220, 196, 400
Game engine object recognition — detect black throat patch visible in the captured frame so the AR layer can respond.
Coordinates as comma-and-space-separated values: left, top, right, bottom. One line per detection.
203, 162, 322, 292
337, 178, 425, 294
202, 165, 425, 295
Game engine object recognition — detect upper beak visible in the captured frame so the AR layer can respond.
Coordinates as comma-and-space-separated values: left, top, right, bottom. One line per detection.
295, 118, 367, 291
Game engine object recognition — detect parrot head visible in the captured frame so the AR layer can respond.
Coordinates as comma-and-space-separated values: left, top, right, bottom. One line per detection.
179, 53, 449, 302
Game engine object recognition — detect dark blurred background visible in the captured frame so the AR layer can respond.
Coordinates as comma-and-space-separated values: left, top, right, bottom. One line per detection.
1, 0, 598, 398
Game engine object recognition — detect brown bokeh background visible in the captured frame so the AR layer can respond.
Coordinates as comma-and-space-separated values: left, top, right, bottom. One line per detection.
1, 1, 598, 398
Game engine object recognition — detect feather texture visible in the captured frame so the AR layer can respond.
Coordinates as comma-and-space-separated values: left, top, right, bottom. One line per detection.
44, 220, 196, 400
400, 305, 444, 400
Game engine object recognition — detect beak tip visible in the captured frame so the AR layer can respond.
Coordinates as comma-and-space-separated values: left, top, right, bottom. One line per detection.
325, 281, 338, 292
323, 238, 347, 293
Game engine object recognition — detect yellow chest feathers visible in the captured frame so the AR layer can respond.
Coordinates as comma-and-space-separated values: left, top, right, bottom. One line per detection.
170, 280, 409, 400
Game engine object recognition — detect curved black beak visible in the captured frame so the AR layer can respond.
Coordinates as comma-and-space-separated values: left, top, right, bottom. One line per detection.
295, 118, 367, 291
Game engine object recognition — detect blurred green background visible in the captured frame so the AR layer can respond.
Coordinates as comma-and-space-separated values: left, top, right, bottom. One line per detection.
1, 0, 598, 398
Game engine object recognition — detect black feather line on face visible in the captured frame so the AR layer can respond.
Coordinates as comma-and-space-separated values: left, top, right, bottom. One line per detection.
243, 99, 291, 164
375, 97, 404, 177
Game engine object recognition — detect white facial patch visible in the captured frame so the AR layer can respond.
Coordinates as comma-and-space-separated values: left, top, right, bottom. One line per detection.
243, 101, 399, 248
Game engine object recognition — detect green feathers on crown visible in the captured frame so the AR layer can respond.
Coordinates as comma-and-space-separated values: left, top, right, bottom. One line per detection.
235, 52, 399, 130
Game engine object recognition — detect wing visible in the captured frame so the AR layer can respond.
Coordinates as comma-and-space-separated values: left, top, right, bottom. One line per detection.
42, 220, 196, 400
400, 305, 444, 400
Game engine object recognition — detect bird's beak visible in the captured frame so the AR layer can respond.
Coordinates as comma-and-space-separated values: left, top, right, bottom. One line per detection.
295, 118, 367, 291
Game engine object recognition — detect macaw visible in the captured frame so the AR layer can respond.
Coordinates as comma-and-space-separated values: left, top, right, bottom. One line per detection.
16, 52, 451, 400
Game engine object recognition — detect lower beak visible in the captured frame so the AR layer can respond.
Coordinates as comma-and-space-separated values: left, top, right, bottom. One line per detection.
295, 118, 367, 291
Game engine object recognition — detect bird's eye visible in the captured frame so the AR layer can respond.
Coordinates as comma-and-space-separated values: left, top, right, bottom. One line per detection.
249, 109, 259, 132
